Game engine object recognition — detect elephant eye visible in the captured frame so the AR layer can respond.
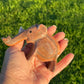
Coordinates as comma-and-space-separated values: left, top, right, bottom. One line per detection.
29, 30, 32, 33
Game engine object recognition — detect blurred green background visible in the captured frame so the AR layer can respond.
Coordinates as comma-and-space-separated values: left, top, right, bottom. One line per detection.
0, 0, 84, 84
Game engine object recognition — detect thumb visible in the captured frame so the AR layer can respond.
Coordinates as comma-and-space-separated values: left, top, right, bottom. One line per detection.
11, 40, 24, 51
9, 27, 25, 51
6, 40, 24, 53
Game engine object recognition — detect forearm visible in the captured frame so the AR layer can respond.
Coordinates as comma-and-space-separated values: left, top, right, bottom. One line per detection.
0, 73, 4, 84
0, 73, 16, 84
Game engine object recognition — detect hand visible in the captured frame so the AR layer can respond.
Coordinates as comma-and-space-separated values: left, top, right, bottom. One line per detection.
0, 25, 74, 84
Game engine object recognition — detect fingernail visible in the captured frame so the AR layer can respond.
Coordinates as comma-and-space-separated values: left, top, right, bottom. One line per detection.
53, 25, 57, 28
64, 38, 69, 42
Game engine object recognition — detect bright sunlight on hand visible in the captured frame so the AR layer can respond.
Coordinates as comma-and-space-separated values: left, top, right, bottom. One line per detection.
1, 25, 74, 84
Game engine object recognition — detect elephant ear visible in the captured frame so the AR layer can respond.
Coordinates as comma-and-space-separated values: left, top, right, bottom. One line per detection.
38, 24, 47, 33
19, 27, 25, 33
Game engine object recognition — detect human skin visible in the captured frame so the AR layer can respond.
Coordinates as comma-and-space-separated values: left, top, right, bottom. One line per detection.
0, 25, 74, 84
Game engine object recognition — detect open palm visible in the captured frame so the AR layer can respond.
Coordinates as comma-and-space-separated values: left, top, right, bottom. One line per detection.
1, 25, 74, 84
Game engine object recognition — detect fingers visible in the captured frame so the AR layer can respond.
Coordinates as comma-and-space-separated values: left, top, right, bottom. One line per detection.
36, 64, 53, 81
48, 25, 57, 35
57, 39, 68, 58
53, 32, 68, 58
53, 53, 74, 77
54, 32, 65, 41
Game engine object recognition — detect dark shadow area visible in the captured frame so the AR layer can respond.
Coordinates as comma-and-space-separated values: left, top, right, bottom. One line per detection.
22, 43, 36, 60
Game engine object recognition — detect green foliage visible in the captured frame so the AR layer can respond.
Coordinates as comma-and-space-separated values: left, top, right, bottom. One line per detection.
0, 0, 84, 84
